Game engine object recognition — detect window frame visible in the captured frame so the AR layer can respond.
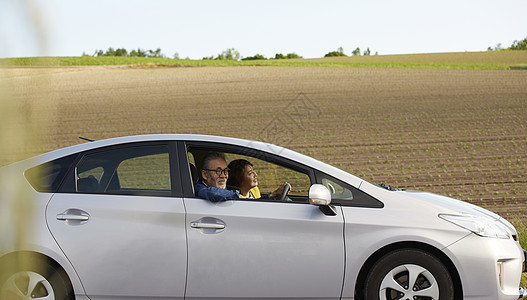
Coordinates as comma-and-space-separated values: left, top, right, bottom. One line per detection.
178, 141, 315, 202
314, 170, 384, 208
58, 141, 182, 197
24, 153, 79, 193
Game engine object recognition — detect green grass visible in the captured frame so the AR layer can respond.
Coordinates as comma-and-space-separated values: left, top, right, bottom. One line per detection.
512, 220, 527, 249
1, 51, 526, 69
510, 64, 527, 70
511, 219, 527, 288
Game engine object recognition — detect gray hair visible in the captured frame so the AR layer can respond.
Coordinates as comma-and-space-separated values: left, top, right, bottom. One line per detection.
201, 152, 226, 170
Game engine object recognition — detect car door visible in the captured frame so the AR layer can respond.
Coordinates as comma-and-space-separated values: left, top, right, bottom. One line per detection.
181, 143, 345, 299
46, 143, 187, 299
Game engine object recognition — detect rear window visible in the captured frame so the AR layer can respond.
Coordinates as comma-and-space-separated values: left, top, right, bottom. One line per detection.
75, 144, 172, 196
24, 154, 77, 193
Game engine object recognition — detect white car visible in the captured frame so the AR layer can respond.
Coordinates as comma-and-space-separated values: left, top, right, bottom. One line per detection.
0, 134, 525, 300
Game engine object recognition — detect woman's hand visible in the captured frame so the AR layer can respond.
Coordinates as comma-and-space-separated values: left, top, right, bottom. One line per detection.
272, 182, 291, 199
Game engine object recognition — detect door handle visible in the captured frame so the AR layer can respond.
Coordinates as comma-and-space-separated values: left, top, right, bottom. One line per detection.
56, 209, 90, 224
57, 214, 90, 221
190, 217, 226, 233
190, 222, 225, 229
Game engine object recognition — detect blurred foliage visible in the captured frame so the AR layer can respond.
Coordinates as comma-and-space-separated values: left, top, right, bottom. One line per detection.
242, 54, 267, 60
93, 47, 165, 58
274, 52, 302, 59
488, 37, 527, 51
510, 38, 527, 51
325, 47, 347, 57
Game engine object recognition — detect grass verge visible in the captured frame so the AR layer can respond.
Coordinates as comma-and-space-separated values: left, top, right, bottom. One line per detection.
511, 219, 527, 288
1, 51, 526, 70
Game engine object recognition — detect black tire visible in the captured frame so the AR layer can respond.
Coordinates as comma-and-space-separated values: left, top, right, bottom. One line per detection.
0, 255, 73, 300
364, 248, 454, 300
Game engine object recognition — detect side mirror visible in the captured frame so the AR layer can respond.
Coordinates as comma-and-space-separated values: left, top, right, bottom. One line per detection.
309, 184, 332, 206
309, 184, 337, 216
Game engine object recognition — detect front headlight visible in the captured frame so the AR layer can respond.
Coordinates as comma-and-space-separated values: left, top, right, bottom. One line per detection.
439, 214, 511, 239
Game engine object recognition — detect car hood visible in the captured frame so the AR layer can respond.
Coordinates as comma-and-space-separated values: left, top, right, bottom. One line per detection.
397, 189, 503, 221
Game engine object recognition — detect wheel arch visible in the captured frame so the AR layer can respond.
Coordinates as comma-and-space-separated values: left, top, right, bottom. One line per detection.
0, 250, 74, 296
354, 241, 463, 300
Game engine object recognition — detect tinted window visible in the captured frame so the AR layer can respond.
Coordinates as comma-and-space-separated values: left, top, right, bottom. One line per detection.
115, 153, 171, 190
75, 145, 172, 196
24, 154, 78, 193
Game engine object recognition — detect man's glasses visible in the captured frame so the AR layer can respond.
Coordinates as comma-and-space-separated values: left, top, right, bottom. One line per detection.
204, 168, 229, 176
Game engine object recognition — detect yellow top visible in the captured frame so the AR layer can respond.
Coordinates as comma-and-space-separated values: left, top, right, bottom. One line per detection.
249, 186, 261, 198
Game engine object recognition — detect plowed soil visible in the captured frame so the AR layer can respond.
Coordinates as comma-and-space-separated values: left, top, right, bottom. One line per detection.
2, 66, 526, 221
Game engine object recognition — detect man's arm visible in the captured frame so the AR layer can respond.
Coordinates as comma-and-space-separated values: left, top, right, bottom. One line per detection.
195, 182, 238, 202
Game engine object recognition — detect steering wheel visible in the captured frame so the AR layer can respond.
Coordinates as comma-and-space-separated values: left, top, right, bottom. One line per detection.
327, 182, 336, 194
279, 183, 291, 201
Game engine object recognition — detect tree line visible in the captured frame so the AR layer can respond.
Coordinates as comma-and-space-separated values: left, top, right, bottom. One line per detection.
323, 46, 378, 57
89, 47, 166, 58
84, 46, 374, 61
85, 47, 304, 60
487, 37, 527, 51
85, 37, 527, 61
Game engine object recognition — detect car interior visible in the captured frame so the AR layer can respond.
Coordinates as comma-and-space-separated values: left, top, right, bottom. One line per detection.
186, 147, 311, 203
74, 144, 172, 196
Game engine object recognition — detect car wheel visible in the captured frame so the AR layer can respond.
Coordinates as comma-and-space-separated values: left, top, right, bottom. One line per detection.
0, 257, 73, 300
364, 248, 454, 300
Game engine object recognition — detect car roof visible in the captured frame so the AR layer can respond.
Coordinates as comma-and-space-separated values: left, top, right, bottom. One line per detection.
31, 134, 277, 161
7, 134, 363, 187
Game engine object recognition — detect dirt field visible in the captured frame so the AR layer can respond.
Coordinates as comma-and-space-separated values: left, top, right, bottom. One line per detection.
2, 65, 526, 221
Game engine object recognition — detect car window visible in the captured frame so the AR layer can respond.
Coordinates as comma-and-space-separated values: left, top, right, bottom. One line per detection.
75, 145, 172, 196
321, 177, 354, 201
189, 148, 311, 202
317, 172, 383, 208
227, 154, 310, 198
116, 153, 171, 191
24, 154, 78, 193
77, 166, 104, 183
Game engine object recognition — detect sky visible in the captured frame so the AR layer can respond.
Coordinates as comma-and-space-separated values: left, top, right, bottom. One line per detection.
1, 0, 526, 59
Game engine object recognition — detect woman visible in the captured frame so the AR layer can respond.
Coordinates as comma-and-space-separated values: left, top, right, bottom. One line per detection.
227, 159, 290, 199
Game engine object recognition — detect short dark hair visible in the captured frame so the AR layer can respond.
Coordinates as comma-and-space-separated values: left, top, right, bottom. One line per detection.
226, 159, 253, 189
201, 152, 226, 171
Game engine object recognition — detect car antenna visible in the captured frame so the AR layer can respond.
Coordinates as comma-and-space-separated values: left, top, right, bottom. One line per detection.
79, 136, 95, 142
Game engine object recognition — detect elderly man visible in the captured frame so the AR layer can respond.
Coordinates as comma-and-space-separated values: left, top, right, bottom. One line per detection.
194, 152, 239, 202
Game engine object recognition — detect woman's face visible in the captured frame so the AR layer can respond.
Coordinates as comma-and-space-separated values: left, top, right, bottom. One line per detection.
240, 164, 258, 190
